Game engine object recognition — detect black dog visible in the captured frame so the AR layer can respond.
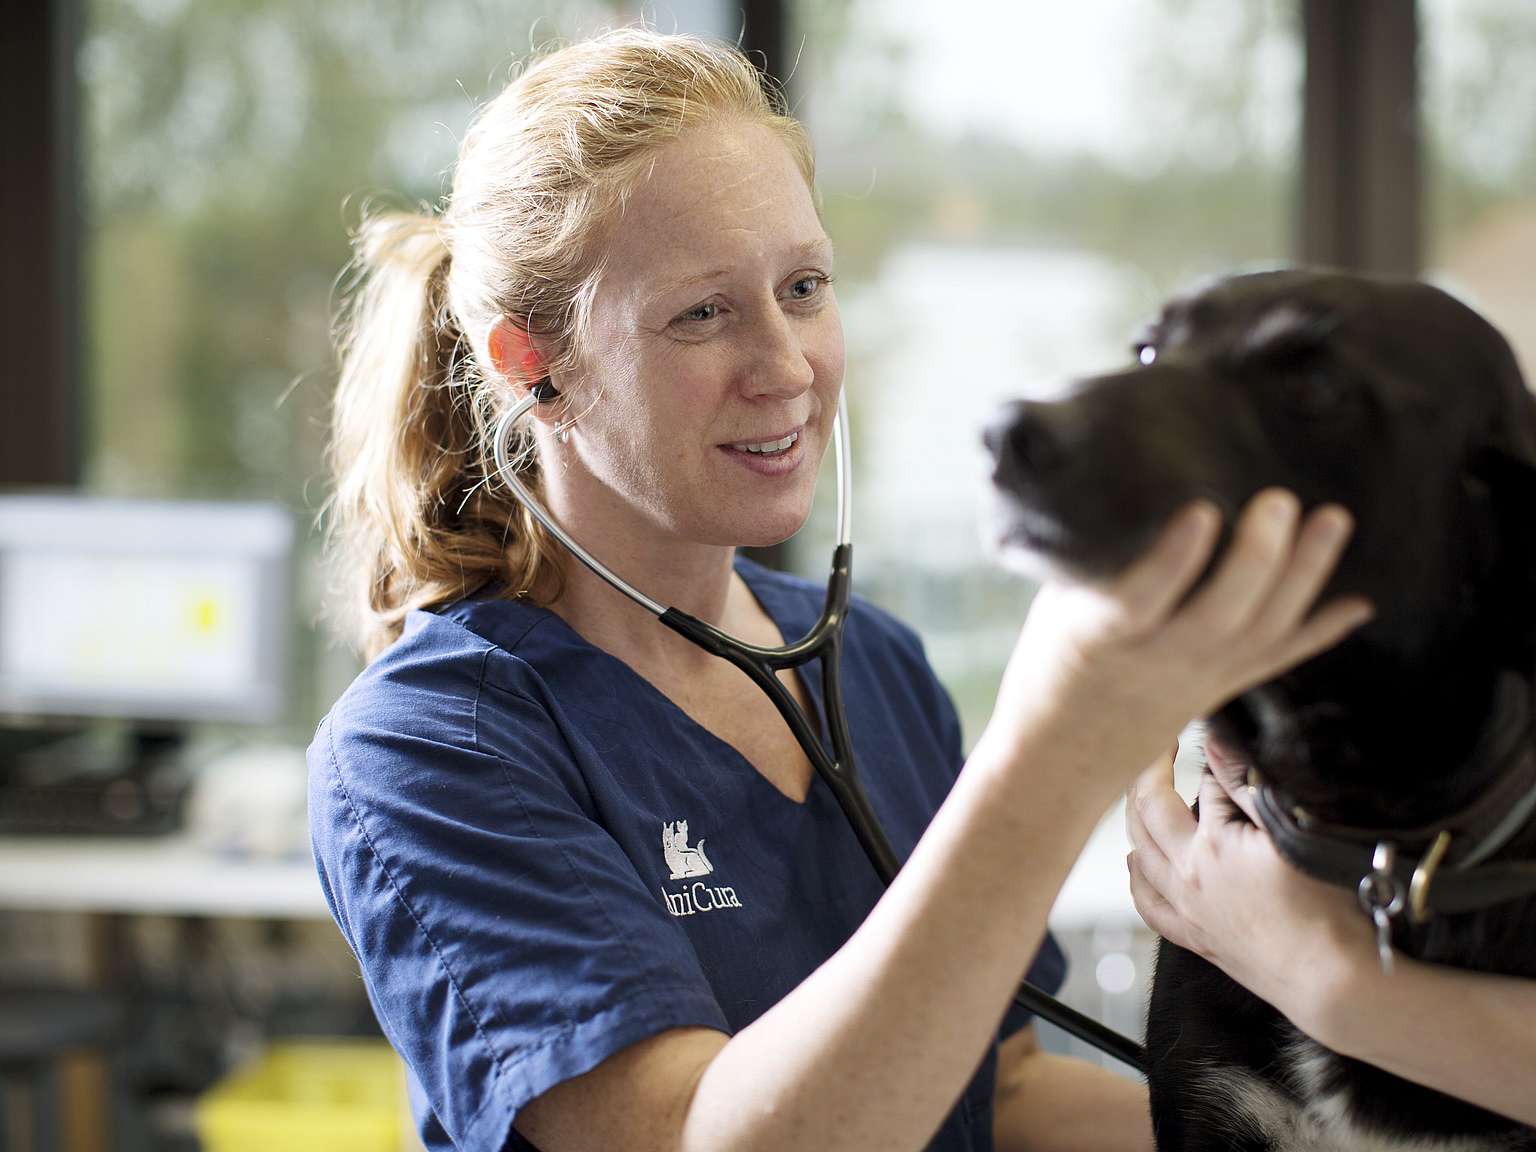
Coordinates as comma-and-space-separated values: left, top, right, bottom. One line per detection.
983, 268, 1536, 1150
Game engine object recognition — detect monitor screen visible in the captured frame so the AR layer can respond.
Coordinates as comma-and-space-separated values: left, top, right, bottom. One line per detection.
0, 496, 293, 725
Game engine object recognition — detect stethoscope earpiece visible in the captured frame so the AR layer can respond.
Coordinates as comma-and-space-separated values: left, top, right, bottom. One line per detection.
530, 378, 560, 403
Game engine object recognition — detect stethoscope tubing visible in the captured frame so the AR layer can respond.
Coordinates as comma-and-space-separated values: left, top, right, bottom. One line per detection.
490, 392, 1149, 1073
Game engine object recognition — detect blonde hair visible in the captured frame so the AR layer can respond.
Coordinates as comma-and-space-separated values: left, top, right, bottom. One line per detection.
325, 27, 815, 660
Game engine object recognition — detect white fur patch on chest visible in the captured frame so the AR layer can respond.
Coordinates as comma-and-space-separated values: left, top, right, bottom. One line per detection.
1187, 1043, 1513, 1152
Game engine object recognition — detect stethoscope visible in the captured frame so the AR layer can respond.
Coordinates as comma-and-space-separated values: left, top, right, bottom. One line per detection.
492, 386, 1149, 1072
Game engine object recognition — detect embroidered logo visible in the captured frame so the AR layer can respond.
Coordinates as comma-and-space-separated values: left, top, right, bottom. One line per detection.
663, 819, 713, 878
660, 819, 742, 917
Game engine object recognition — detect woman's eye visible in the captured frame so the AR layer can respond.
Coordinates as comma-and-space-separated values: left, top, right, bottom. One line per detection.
789, 275, 824, 299
679, 302, 719, 324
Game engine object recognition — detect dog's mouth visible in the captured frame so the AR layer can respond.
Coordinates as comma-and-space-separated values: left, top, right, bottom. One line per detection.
981, 392, 1203, 579
985, 488, 1096, 581
984, 473, 1186, 584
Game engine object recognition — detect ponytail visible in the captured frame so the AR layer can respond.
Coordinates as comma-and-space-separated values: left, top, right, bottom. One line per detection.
324, 210, 556, 661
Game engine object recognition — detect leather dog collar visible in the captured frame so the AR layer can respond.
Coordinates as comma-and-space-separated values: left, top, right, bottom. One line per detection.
1247, 671, 1536, 924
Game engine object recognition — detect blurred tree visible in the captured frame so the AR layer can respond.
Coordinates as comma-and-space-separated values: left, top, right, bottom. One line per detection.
82, 0, 1533, 733
1423, 0, 1536, 252
84, 0, 620, 728
85, 0, 620, 500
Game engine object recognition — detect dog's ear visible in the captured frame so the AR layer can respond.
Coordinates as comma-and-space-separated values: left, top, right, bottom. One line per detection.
1465, 443, 1536, 670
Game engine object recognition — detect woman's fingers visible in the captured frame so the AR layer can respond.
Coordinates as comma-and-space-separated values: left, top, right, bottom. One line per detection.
1130, 759, 1197, 861
1196, 769, 1243, 825
1160, 492, 1371, 704
1126, 775, 1172, 877
1243, 594, 1375, 690
1128, 852, 1178, 938
1124, 744, 1176, 839
1103, 501, 1223, 635
1244, 504, 1357, 642
1177, 489, 1300, 636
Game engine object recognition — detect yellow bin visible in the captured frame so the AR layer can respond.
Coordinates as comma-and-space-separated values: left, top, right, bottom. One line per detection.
195, 1039, 409, 1152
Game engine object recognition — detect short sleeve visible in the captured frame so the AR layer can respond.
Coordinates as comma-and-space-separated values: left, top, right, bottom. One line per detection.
913, 625, 1071, 1040
308, 648, 729, 1152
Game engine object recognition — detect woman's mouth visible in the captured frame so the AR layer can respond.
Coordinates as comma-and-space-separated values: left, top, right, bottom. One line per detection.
731, 431, 799, 454
722, 428, 804, 475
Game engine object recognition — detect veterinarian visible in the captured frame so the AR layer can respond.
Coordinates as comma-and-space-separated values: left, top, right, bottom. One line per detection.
308, 28, 1371, 1152
1127, 741, 1536, 1126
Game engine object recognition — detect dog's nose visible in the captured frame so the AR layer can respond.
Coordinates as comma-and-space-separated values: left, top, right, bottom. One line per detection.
982, 399, 1063, 479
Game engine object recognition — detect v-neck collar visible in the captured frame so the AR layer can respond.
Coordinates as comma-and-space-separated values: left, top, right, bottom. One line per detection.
447, 556, 834, 808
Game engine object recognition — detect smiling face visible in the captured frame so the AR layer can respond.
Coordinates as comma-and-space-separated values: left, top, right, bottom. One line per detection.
556, 118, 844, 550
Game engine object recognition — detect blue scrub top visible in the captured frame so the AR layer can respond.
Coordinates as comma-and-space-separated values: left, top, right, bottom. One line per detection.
309, 556, 1067, 1151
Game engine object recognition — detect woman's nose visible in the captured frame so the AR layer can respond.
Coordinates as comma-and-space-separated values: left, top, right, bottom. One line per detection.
740, 310, 816, 398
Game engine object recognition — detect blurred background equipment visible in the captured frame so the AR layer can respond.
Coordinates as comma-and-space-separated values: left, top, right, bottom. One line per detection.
194, 1040, 408, 1152
0, 496, 292, 726
0, 496, 293, 837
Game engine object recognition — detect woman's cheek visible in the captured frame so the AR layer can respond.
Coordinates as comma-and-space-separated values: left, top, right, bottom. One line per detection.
814, 306, 846, 385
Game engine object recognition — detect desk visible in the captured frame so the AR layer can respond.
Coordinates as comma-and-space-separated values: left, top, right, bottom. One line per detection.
0, 828, 1133, 926
0, 731, 1201, 926
0, 836, 326, 919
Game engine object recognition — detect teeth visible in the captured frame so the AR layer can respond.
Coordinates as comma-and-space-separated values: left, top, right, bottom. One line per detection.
735, 432, 799, 455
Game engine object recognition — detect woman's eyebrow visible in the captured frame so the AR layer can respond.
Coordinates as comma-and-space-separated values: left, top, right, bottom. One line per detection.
651, 268, 730, 301
649, 238, 834, 303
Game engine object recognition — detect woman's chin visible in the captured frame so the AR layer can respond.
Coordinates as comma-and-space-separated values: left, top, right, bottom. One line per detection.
706, 506, 814, 551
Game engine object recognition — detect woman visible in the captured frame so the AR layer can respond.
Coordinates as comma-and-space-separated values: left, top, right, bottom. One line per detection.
310, 27, 1369, 1152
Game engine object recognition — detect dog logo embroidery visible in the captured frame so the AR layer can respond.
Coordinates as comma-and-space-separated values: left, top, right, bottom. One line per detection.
659, 820, 742, 917
662, 819, 713, 878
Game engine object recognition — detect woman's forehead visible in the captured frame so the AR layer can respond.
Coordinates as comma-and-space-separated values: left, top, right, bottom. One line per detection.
599, 122, 826, 288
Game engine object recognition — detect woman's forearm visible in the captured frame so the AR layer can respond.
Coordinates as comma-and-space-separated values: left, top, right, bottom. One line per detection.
680, 720, 1123, 1152
993, 1050, 1153, 1152
1305, 950, 1536, 1126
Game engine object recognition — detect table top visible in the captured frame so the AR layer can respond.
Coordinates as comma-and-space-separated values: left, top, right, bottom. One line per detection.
0, 833, 327, 918
0, 730, 1202, 925
0, 812, 1145, 926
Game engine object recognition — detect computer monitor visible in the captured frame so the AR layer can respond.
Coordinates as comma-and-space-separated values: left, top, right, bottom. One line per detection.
0, 495, 294, 725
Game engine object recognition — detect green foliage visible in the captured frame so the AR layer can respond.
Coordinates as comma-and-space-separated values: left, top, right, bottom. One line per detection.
81, 0, 1536, 733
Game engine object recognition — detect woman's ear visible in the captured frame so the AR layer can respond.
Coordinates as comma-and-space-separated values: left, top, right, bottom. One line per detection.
487, 316, 555, 400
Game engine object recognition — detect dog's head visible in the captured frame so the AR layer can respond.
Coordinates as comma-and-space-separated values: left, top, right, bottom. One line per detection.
984, 268, 1536, 671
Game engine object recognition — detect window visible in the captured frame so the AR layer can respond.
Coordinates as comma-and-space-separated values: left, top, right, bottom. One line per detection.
1423, 0, 1536, 378
81, 0, 735, 735
790, 0, 1302, 743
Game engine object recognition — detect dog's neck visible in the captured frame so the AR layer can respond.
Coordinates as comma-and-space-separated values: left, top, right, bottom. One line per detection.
1215, 636, 1532, 840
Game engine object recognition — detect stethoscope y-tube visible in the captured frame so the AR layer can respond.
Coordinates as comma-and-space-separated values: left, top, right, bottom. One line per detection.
491, 392, 1149, 1072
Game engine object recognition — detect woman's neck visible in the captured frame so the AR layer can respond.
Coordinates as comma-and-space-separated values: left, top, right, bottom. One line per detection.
539, 536, 776, 684
526, 440, 783, 678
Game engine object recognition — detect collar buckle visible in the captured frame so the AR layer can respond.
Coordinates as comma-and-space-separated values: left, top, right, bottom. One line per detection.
1407, 829, 1454, 924
1357, 841, 1407, 974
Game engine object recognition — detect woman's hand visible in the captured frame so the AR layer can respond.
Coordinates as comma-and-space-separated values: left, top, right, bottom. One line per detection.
1127, 746, 1536, 1125
1125, 740, 1375, 1031
989, 490, 1373, 795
